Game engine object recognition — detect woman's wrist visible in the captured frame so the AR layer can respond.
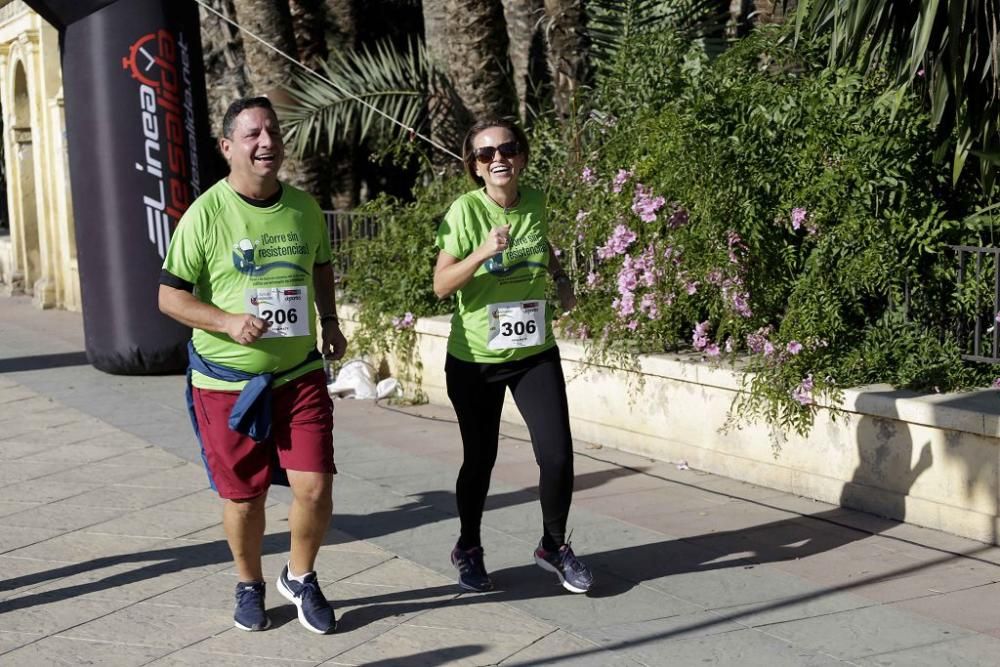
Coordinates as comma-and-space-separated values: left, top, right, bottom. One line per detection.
552, 270, 570, 286
320, 313, 339, 325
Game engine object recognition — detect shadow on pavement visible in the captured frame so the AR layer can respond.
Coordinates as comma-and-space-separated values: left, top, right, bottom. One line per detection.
0, 351, 90, 373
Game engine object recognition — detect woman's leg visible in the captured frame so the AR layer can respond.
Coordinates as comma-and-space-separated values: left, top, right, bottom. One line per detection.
509, 348, 574, 551
446, 355, 507, 549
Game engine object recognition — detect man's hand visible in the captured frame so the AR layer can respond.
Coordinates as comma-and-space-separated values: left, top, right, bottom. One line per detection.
321, 320, 348, 360
226, 313, 270, 345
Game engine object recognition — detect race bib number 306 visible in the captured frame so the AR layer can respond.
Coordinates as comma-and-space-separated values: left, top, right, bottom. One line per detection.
245, 285, 311, 338
487, 300, 546, 350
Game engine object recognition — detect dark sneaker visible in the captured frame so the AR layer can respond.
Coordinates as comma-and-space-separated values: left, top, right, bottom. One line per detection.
276, 566, 337, 634
233, 580, 271, 631
534, 540, 594, 593
450, 545, 493, 592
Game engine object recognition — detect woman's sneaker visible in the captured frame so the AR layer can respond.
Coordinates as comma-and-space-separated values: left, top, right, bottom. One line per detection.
450, 545, 494, 592
276, 566, 337, 634
534, 540, 594, 593
233, 581, 271, 631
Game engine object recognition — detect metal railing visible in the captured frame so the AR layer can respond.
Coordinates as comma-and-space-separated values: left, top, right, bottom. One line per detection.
323, 210, 378, 281
950, 244, 1000, 363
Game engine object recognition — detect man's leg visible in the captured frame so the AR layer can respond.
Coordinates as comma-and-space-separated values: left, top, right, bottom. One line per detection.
223, 493, 268, 581
286, 470, 333, 574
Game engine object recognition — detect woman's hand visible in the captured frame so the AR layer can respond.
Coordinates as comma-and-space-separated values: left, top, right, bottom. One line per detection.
475, 225, 510, 262
556, 279, 577, 312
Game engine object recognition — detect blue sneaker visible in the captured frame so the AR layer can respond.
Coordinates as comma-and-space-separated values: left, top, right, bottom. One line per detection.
450, 545, 493, 592
276, 565, 337, 634
534, 540, 593, 593
233, 581, 271, 631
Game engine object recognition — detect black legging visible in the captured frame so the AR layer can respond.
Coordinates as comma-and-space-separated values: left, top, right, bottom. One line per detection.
446, 345, 574, 552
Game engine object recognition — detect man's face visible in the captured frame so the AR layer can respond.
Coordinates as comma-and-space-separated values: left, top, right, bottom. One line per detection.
220, 106, 284, 182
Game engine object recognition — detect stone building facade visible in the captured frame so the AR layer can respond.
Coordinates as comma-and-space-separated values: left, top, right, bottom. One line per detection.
0, 1, 76, 310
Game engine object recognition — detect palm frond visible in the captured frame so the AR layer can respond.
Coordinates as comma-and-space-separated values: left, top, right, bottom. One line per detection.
796, 0, 1000, 188
279, 38, 433, 158
587, 0, 730, 70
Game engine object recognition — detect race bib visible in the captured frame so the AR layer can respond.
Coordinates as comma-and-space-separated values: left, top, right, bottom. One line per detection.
487, 300, 546, 350
244, 285, 310, 338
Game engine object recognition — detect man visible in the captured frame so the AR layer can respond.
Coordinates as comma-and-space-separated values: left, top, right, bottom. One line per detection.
159, 97, 346, 635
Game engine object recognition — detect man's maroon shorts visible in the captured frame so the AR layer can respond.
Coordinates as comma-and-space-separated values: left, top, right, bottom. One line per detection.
192, 369, 336, 500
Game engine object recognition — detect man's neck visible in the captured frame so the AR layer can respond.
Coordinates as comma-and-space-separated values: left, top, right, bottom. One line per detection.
227, 174, 280, 201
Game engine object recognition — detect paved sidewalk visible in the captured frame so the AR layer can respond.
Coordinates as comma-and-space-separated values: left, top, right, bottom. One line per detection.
3, 294, 1000, 666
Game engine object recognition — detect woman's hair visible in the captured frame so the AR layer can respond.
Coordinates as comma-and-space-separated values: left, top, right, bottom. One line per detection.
462, 118, 530, 185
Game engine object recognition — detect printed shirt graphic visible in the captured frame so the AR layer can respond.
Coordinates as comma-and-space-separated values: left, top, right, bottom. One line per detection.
436, 186, 555, 363
163, 179, 331, 390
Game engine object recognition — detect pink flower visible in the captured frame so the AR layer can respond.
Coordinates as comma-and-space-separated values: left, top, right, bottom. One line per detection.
791, 207, 808, 230
597, 224, 637, 259
391, 312, 415, 330
786, 340, 803, 355
685, 281, 699, 295
631, 184, 666, 223
581, 166, 596, 185
724, 337, 733, 353
576, 209, 590, 222
586, 272, 600, 288
992, 378, 1000, 389
692, 320, 711, 351
763, 341, 775, 357
705, 344, 720, 357
791, 374, 815, 406
626, 319, 639, 331
916, 67, 925, 77
612, 169, 632, 193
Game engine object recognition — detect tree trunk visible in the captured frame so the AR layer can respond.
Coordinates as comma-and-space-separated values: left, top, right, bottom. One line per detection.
325, 0, 360, 52
231, 0, 323, 195
543, 0, 587, 120
198, 0, 249, 139
288, 0, 329, 67
442, 0, 517, 122
501, 0, 544, 121
752, 0, 797, 25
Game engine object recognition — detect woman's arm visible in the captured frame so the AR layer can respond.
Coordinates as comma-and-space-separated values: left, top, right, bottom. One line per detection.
433, 225, 510, 299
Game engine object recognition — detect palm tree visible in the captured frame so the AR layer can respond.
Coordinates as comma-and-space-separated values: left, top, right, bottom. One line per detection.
501, 0, 545, 120
231, 0, 325, 195
198, 0, 250, 137
543, 0, 589, 119
796, 0, 1000, 188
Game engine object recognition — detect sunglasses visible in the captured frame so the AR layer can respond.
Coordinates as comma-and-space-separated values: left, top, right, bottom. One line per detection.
473, 141, 521, 164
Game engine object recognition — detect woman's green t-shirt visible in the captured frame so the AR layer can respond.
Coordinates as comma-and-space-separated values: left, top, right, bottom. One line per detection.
435, 187, 556, 363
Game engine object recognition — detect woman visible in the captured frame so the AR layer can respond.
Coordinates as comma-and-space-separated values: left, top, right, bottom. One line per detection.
433, 119, 593, 594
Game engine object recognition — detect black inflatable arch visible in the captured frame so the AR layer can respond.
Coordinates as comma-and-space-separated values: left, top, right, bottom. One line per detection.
24, 0, 216, 373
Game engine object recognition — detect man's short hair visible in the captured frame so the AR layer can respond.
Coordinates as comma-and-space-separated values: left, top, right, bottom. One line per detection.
222, 97, 275, 139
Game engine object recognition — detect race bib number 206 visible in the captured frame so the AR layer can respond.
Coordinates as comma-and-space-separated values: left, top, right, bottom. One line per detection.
245, 285, 311, 338
487, 300, 546, 350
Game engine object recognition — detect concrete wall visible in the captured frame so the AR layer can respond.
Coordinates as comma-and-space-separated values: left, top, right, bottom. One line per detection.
347, 308, 1000, 546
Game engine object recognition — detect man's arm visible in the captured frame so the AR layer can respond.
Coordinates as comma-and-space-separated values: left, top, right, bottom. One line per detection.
313, 263, 347, 360
158, 284, 269, 345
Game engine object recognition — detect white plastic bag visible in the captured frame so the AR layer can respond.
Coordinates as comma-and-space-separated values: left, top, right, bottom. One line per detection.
327, 360, 377, 399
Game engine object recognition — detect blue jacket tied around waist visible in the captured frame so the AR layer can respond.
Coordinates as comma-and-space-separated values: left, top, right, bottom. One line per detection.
185, 340, 322, 490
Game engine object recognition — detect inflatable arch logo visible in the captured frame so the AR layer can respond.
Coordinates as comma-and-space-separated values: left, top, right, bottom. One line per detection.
122, 28, 202, 259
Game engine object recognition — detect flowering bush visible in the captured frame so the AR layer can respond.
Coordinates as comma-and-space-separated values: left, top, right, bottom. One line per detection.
342, 27, 996, 435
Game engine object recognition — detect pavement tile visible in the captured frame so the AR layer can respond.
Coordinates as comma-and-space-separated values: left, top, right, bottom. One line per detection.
615, 626, 845, 667
83, 509, 221, 540
578, 610, 745, 651
330, 622, 542, 667
624, 501, 797, 541
59, 600, 233, 649
0, 636, 167, 665
17, 561, 210, 605
58, 484, 197, 511
499, 629, 639, 666
0, 479, 102, 504
0, 502, 123, 532
855, 633, 1000, 666
848, 558, 1000, 604
0, 630, 41, 654
0, 555, 76, 600
0, 500, 39, 518
6, 531, 175, 564
762, 604, 975, 660
145, 647, 314, 665
0, 459, 79, 484
405, 597, 556, 636
0, 592, 132, 635
123, 464, 213, 490
194, 613, 389, 664
891, 582, 1000, 636
0, 525, 65, 553
714, 588, 875, 627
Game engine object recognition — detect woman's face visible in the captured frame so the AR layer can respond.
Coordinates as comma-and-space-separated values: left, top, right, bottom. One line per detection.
472, 126, 526, 190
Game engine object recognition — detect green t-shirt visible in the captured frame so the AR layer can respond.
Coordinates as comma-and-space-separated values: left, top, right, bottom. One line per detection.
163, 179, 331, 390
435, 186, 555, 363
